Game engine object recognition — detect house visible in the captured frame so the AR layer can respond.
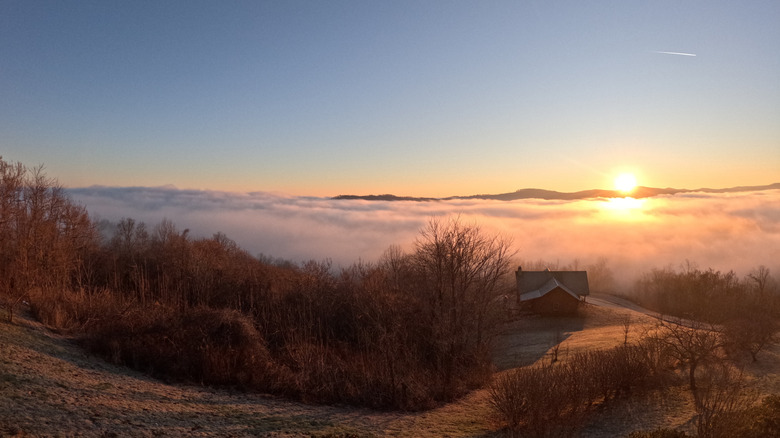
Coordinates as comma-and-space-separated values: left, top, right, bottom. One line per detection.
516, 267, 590, 315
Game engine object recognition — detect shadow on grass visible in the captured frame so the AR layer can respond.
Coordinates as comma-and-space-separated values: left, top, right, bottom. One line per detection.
492, 310, 587, 370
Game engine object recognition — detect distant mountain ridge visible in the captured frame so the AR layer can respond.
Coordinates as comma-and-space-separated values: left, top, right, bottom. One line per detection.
333, 183, 780, 202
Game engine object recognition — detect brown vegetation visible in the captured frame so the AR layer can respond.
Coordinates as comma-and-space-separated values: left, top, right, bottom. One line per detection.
3, 290, 780, 436
0, 159, 96, 323
632, 264, 779, 324
1, 157, 516, 410
489, 340, 674, 436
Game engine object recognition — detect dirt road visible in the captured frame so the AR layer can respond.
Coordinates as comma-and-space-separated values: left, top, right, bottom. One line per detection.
587, 294, 661, 315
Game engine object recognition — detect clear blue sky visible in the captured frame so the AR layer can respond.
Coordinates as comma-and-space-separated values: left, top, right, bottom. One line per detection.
2, 0, 778, 197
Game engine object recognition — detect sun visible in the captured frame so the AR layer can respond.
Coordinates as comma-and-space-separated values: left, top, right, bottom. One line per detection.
614, 173, 638, 194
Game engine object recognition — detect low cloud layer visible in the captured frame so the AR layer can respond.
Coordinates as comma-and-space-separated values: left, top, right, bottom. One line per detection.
68, 186, 780, 287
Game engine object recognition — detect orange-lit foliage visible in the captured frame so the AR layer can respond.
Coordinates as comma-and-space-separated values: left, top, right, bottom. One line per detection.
0, 157, 98, 322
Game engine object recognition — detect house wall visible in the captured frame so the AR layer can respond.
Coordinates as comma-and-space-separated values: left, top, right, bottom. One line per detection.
530, 287, 580, 315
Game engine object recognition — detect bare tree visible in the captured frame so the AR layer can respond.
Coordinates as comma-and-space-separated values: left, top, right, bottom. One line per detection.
649, 318, 724, 393
412, 216, 514, 392
150, 218, 191, 306
747, 265, 771, 295
413, 216, 514, 344
723, 312, 778, 362
622, 315, 632, 345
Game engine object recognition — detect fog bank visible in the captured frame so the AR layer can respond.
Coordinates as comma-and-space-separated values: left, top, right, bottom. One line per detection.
69, 186, 780, 288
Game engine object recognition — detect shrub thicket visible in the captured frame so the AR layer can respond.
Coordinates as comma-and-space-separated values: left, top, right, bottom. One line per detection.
80, 305, 279, 388
489, 341, 673, 436
489, 363, 588, 437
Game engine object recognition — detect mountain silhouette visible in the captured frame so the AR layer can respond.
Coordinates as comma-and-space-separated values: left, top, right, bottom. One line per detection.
333, 183, 780, 202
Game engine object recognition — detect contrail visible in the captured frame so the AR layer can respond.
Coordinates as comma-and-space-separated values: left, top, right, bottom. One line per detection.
654, 50, 697, 57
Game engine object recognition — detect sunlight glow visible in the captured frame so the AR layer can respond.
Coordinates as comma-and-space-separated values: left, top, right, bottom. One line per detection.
614, 173, 638, 194
604, 197, 644, 210
599, 196, 647, 221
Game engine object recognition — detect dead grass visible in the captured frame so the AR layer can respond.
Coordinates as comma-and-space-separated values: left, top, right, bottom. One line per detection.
0, 306, 497, 437
2, 300, 778, 437
492, 301, 656, 370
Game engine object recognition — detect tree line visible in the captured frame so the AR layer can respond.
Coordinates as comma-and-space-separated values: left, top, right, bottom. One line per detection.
0, 159, 96, 321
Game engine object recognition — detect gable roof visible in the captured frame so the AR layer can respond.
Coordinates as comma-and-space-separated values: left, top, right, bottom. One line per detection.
519, 276, 581, 302
516, 268, 590, 301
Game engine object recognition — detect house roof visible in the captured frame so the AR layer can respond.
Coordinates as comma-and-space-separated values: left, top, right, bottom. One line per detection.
516, 268, 590, 301
519, 277, 581, 302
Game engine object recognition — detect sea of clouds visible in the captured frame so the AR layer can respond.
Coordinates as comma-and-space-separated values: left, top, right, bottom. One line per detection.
68, 186, 780, 288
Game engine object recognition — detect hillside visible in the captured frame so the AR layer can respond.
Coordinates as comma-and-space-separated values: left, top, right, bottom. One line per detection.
2, 300, 779, 437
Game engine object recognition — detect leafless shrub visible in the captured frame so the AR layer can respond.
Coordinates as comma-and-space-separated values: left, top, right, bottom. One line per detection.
633, 335, 679, 387
489, 364, 590, 437
490, 340, 673, 436
572, 341, 673, 404
693, 364, 756, 438
638, 393, 780, 438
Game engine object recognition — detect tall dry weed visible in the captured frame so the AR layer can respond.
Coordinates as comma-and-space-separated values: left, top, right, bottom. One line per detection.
28, 288, 127, 332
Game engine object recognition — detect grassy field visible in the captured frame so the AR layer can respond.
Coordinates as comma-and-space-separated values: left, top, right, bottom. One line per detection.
2, 298, 778, 437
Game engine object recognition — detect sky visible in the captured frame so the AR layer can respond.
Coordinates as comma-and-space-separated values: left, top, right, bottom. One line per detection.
2, 1, 779, 197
